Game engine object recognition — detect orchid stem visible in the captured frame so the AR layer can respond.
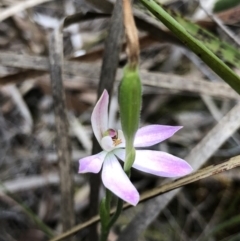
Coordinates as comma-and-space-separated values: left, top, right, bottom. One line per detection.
100, 191, 123, 241
100, 146, 135, 241
100, 226, 109, 241
100, 190, 112, 241
105, 189, 112, 213
124, 144, 135, 173
108, 198, 124, 228
100, 197, 124, 241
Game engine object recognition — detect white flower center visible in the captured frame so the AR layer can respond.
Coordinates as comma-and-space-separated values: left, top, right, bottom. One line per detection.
101, 129, 123, 151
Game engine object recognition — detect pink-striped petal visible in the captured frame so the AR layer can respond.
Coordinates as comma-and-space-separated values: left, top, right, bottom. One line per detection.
79, 151, 107, 173
102, 153, 139, 206
134, 125, 182, 147
133, 150, 192, 177
91, 90, 109, 143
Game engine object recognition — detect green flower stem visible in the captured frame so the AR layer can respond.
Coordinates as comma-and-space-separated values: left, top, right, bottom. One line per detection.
100, 141, 135, 241
100, 195, 111, 240
100, 224, 109, 241
100, 221, 109, 241
108, 198, 124, 228
100, 150, 134, 241
124, 144, 136, 174
105, 189, 112, 213
100, 197, 124, 241
140, 0, 240, 95
100, 192, 123, 241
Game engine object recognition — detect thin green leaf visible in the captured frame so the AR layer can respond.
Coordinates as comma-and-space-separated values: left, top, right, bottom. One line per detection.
140, 0, 240, 95
166, 8, 240, 69
214, 0, 240, 12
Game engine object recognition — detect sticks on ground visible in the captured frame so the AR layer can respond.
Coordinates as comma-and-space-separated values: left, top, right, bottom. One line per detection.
49, 152, 240, 241
117, 102, 240, 241
0, 0, 53, 22
48, 29, 75, 234
0, 52, 238, 100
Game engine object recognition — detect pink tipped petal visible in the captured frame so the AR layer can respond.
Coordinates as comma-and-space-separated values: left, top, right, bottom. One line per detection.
133, 150, 193, 177
101, 136, 114, 152
79, 151, 107, 173
102, 153, 139, 206
134, 125, 183, 147
91, 90, 109, 143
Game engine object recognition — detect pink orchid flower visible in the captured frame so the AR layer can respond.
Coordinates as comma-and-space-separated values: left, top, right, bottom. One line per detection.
79, 90, 192, 206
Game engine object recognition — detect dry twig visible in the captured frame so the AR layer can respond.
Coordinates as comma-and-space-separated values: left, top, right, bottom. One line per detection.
48, 28, 75, 234
49, 152, 240, 241
117, 102, 240, 241
0, 0, 53, 22
0, 52, 238, 100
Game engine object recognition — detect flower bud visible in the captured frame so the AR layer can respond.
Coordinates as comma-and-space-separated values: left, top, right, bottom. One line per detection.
119, 65, 142, 170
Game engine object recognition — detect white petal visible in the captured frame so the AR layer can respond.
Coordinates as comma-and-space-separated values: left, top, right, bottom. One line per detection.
79, 151, 107, 173
133, 150, 193, 177
102, 153, 139, 206
101, 136, 114, 152
113, 148, 125, 160
134, 125, 182, 147
91, 90, 109, 143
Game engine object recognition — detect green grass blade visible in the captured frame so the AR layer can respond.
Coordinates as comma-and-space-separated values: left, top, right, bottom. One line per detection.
214, 0, 240, 12
166, 10, 240, 69
140, 0, 240, 95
